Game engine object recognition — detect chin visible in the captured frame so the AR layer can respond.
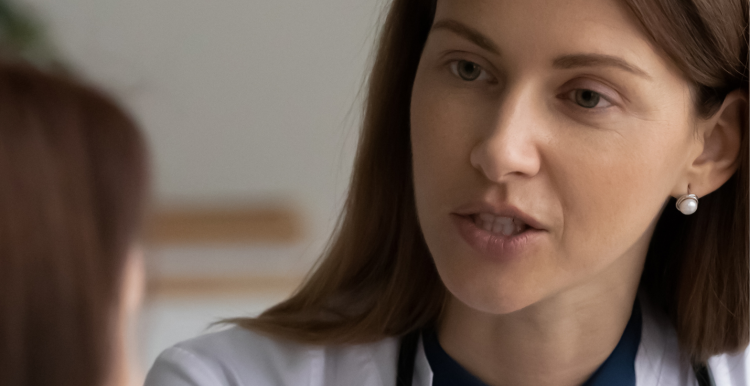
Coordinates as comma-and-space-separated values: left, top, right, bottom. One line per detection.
436, 258, 548, 315
458, 285, 542, 315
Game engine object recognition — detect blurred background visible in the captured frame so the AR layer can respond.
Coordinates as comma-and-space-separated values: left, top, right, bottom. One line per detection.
3, 0, 383, 381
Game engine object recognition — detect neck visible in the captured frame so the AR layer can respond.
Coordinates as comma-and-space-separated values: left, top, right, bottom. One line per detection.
437, 248, 646, 386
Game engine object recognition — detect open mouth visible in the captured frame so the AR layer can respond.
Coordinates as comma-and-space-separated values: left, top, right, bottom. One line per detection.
471, 213, 531, 237
451, 210, 544, 259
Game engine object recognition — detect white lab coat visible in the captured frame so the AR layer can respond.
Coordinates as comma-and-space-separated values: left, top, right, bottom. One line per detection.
145, 300, 749, 386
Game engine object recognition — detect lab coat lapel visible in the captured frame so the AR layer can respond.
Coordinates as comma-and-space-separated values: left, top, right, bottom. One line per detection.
635, 298, 696, 386
414, 335, 434, 386
327, 337, 401, 386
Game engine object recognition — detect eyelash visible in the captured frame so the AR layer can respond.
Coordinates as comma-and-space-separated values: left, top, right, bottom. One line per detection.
446, 59, 617, 113
563, 89, 614, 111
447, 60, 496, 83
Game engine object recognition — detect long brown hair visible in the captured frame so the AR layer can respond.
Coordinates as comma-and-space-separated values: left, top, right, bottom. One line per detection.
0, 62, 149, 386
235, 0, 749, 363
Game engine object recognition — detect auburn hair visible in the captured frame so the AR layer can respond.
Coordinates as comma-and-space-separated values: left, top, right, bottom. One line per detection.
234, 0, 749, 364
0, 62, 149, 386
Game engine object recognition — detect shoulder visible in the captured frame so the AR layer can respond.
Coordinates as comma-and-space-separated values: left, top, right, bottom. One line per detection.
708, 345, 750, 386
144, 325, 400, 386
636, 298, 693, 385
637, 297, 749, 386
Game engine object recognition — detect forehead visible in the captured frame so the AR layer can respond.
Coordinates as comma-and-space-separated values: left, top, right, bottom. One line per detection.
433, 0, 667, 76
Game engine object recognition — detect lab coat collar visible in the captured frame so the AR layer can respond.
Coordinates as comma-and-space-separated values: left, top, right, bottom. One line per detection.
410, 297, 696, 386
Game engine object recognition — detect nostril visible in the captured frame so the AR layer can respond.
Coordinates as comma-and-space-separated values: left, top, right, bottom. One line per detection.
469, 124, 542, 182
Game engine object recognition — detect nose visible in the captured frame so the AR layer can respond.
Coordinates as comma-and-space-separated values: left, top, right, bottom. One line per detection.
469, 87, 542, 182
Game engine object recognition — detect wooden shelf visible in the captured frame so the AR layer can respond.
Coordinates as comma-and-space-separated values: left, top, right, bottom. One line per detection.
147, 275, 305, 297
146, 204, 302, 245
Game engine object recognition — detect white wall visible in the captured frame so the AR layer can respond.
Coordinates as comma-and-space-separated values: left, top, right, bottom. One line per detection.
17, 0, 386, 376
20, 0, 384, 267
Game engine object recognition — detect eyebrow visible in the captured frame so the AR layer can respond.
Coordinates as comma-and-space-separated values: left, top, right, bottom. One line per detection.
553, 54, 652, 79
431, 19, 501, 55
432, 19, 652, 80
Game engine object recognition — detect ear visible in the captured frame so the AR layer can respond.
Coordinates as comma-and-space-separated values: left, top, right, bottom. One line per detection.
675, 89, 748, 198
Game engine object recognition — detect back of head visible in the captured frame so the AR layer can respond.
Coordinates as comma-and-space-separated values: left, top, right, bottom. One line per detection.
0, 62, 148, 386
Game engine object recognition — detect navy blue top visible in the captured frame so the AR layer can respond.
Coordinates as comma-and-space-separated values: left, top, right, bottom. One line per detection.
423, 302, 642, 386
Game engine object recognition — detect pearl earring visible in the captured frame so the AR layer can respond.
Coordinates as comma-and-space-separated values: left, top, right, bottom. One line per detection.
676, 187, 698, 215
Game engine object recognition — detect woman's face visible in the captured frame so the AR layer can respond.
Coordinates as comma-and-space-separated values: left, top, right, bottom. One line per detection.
411, 0, 700, 313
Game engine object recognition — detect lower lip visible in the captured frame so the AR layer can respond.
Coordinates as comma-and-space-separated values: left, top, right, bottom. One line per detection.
451, 214, 545, 261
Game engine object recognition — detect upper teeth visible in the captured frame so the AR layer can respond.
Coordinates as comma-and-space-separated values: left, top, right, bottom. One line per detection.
476, 213, 527, 236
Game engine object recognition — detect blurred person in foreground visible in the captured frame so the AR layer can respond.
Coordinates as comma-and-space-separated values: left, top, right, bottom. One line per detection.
0, 61, 150, 386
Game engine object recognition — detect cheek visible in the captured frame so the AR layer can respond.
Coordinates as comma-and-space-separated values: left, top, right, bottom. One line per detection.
411, 79, 450, 250
549, 120, 686, 269
410, 71, 476, 214
410, 69, 484, 286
